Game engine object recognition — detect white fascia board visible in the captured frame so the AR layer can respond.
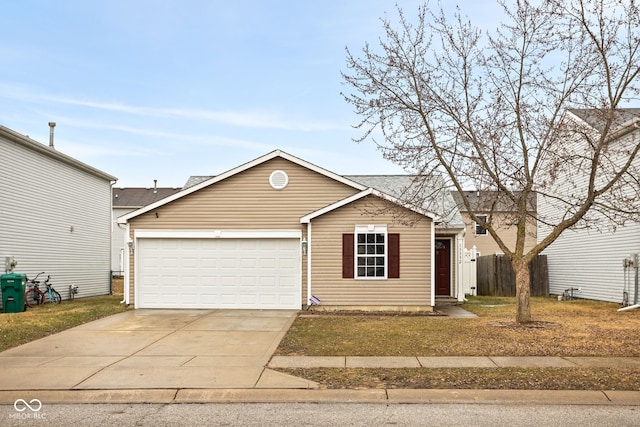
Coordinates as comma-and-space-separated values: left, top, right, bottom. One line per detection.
117, 149, 367, 224
134, 229, 302, 239
300, 188, 438, 223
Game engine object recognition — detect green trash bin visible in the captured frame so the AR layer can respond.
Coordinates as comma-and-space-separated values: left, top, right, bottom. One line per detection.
1, 273, 27, 313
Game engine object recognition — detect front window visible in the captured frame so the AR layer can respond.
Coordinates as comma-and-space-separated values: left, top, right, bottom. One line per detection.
355, 226, 387, 278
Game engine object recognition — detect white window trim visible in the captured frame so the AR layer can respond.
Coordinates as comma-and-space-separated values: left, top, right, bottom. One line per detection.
354, 224, 388, 280
474, 215, 488, 236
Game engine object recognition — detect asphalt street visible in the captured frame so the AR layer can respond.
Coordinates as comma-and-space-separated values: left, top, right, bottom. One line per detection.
2, 403, 639, 427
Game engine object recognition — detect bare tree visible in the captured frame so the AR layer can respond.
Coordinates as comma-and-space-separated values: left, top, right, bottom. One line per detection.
342, 0, 640, 323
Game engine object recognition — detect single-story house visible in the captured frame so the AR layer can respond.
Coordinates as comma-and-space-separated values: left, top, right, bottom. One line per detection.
117, 150, 466, 310
112, 185, 181, 275
0, 124, 116, 301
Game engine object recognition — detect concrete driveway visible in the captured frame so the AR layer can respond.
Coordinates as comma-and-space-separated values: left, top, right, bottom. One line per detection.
0, 309, 316, 391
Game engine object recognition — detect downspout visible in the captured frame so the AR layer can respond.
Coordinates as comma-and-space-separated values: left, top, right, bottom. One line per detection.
627, 254, 640, 310
306, 222, 312, 307
457, 231, 465, 302
121, 223, 130, 305
430, 221, 435, 308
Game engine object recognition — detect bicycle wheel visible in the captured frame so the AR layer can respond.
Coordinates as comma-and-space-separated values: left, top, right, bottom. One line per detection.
52, 290, 62, 304
25, 289, 44, 307
25, 289, 35, 308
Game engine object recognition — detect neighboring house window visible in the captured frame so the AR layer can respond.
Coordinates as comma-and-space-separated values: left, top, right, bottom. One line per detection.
475, 214, 488, 236
342, 227, 400, 279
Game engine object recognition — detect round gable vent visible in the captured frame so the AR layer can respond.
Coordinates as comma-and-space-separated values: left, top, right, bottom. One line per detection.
269, 170, 289, 190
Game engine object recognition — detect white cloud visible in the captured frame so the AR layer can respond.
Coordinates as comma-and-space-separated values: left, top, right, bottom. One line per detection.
29, 91, 343, 132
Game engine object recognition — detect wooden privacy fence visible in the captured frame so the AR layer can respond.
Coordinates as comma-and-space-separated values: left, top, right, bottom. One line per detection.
476, 255, 549, 297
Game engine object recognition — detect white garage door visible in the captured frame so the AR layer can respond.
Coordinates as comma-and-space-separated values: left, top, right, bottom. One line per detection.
137, 238, 301, 309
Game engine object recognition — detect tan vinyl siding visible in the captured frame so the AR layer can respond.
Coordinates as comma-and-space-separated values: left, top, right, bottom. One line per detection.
129, 158, 357, 229
461, 212, 536, 256
127, 157, 359, 305
310, 195, 432, 307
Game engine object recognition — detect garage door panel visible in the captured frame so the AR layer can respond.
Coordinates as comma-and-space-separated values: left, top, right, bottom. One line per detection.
137, 238, 300, 309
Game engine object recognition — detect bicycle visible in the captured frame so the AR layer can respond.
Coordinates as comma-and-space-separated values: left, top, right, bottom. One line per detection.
43, 275, 62, 304
25, 272, 45, 308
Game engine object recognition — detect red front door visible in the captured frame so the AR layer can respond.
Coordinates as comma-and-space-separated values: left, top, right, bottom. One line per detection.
435, 239, 451, 296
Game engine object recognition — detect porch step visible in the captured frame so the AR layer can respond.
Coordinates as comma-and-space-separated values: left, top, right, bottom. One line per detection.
435, 296, 458, 306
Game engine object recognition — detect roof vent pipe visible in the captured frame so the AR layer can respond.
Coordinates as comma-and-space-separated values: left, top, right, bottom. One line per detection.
153, 179, 157, 193
48, 122, 56, 148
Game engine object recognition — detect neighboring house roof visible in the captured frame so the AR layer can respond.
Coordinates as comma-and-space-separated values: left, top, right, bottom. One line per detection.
183, 175, 212, 189
567, 108, 640, 133
113, 187, 182, 208
451, 190, 537, 214
0, 125, 117, 182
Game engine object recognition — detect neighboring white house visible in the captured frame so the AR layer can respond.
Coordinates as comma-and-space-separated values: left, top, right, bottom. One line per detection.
537, 109, 640, 304
0, 125, 116, 300
112, 185, 181, 275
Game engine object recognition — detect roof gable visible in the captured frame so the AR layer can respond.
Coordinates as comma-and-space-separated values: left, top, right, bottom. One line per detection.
300, 187, 438, 223
117, 150, 367, 223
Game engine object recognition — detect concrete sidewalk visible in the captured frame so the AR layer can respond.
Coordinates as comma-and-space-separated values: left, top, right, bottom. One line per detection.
268, 355, 640, 369
1, 388, 639, 405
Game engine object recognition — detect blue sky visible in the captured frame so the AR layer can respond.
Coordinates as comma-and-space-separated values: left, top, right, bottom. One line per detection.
1, 0, 501, 187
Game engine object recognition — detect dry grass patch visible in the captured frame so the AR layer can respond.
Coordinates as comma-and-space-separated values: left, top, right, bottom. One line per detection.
276, 297, 640, 357
0, 295, 130, 352
279, 367, 640, 390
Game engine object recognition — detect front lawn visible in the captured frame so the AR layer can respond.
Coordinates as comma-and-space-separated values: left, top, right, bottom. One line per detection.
274, 296, 640, 390
0, 295, 130, 352
276, 297, 640, 357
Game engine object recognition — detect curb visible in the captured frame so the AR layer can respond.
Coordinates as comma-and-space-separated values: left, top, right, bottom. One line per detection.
1, 389, 639, 405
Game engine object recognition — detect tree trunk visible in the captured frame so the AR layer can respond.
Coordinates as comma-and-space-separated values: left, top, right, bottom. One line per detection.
513, 259, 532, 323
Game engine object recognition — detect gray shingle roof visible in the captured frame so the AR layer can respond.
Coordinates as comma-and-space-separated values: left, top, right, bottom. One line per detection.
183, 175, 213, 189
113, 187, 182, 208
568, 108, 640, 133
451, 190, 537, 213
346, 175, 464, 227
